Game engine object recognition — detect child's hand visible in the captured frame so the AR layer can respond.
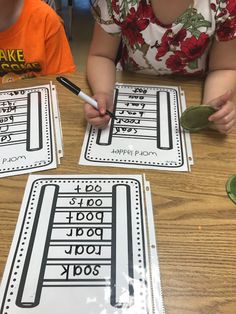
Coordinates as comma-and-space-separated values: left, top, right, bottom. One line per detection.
208, 90, 236, 134
83, 92, 113, 129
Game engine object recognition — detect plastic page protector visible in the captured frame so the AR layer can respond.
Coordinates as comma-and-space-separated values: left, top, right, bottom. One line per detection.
0, 84, 62, 177
80, 83, 193, 171
0, 174, 164, 314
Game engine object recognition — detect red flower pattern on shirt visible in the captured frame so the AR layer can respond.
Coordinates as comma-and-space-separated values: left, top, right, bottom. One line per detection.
217, 15, 236, 40
180, 33, 209, 60
120, 45, 140, 71
166, 52, 187, 73
112, 0, 120, 14
95, 0, 236, 75
155, 28, 187, 60
227, 0, 236, 15
120, 7, 149, 47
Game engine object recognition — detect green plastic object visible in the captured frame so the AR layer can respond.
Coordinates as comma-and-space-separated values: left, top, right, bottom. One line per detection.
180, 105, 216, 132
226, 175, 236, 204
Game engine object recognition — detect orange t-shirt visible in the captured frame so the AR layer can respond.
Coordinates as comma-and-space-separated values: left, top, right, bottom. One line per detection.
0, 0, 76, 83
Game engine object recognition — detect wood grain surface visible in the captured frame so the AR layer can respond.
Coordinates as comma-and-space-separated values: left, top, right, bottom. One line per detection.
0, 71, 236, 314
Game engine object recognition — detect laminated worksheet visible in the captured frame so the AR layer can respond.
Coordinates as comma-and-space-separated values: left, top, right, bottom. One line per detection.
0, 174, 164, 314
0, 83, 63, 177
80, 83, 193, 171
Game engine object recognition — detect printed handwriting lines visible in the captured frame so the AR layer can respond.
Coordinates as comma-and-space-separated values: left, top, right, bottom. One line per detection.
49, 243, 111, 247
57, 193, 113, 197
43, 281, 110, 286
46, 260, 111, 263
0, 140, 26, 147
0, 127, 27, 134
55, 207, 112, 210
0, 130, 27, 136
54, 211, 112, 216
53, 222, 112, 226
115, 110, 157, 115
119, 92, 158, 98
117, 100, 158, 104
115, 110, 157, 114
119, 85, 168, 90
49, 244, 111, 247
54, 209, 112, 212
0, 99, 25, 107
50, 239, 112, 243
114, 124, 158, 130
44, 279, 110, 282
0, 121, 26, 127
0, 104, 27, 112
114, 118, 157, 123
0, 115, 16, 124
51, 225, 112, 229
113, 135, 158, 141
43, 284, 109, 287
3, 112, 28, 118
117, 102, 158, 106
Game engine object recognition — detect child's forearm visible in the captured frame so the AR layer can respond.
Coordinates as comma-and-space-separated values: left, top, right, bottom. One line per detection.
203, 69, 236, 104
86, 55, 116, 96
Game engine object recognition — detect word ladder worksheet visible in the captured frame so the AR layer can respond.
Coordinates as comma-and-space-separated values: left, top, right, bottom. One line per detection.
0, 83, 63, 177
0, 174, 164, 314
80, 83, 193, 171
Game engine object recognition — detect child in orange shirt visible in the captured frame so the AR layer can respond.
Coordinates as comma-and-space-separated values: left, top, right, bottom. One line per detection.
0, 0, 76, 83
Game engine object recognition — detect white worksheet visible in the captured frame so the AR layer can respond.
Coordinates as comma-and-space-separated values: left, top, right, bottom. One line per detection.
0, 83, 63, 177
80, 83, 193, 171
0, 174, 165, 314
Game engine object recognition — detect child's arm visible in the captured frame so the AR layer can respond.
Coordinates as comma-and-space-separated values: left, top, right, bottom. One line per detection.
203, 39, 236, 134
85, 23, 121, 128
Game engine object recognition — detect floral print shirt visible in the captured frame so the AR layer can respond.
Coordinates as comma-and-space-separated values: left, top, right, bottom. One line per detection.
92, 0, 236, 75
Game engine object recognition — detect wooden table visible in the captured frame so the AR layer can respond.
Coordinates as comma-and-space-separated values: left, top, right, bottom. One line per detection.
0, 71, 236, 314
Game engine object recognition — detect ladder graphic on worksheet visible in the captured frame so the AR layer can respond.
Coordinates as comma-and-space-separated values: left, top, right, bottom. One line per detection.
0, 90, 48, 150
83, 83, 189, 170
2, 178, 148, 313
97, 87, 174, 150
0, 87, 55, 175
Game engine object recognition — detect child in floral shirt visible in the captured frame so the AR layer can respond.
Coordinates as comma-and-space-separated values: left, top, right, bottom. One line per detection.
84, 0, 236, 134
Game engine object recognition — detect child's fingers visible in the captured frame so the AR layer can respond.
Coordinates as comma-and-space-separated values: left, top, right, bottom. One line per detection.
209, 106, 236, 133
84, 103, 110, 128
208, 99, 236, 122
86, 110, 110, 127
208, 90, 233, 110
212, 118, 235, 134
208, 103, 230, 122
88, 116, 110, 129
94, 95, 110, 116
89, 115, 110, 129
84, 102, 100, 119
212, 111, 234, 126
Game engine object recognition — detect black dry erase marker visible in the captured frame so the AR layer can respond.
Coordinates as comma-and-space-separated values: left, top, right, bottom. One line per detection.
56, 76, 115, 119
